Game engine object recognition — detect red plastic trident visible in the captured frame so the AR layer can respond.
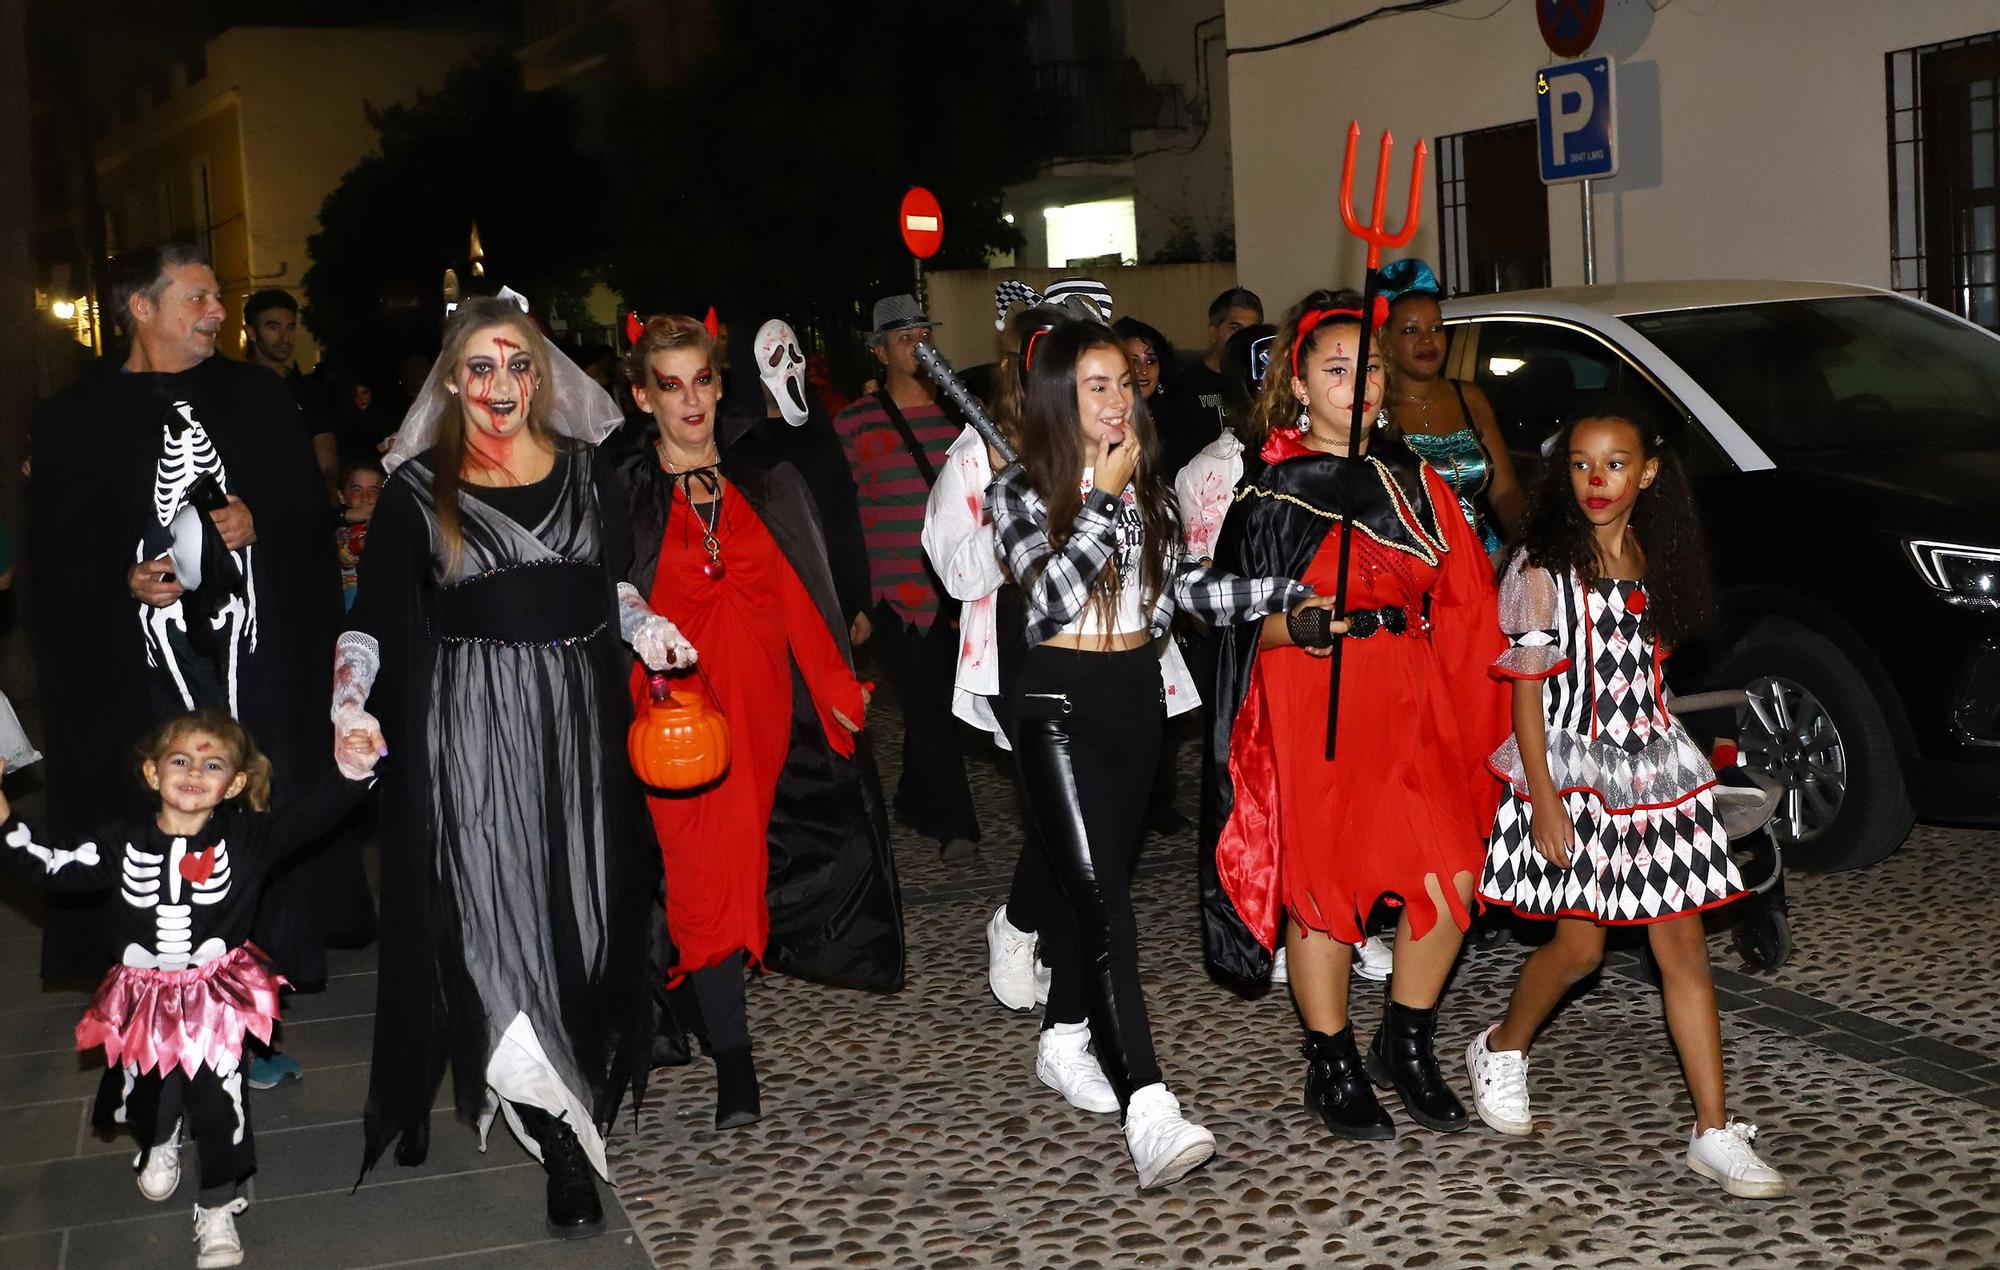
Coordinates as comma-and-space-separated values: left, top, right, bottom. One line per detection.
1339, 123, 1428, 270
1322, 123, 1428, 760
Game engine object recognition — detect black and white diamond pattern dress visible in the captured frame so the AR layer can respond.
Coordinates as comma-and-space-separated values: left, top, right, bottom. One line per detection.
1480, 554, 1744, 923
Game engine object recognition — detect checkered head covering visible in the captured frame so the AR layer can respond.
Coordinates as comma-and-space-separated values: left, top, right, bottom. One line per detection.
992, 277, 1115, 329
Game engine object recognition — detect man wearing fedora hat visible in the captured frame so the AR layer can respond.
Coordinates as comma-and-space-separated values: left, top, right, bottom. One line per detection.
833, 295, 979, 862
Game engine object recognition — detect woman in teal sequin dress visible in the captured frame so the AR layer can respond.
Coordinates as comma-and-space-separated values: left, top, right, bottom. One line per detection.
1378, 260, 1523, 555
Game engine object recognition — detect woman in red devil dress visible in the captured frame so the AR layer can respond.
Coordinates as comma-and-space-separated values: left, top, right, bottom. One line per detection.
619, 314, 904, 1132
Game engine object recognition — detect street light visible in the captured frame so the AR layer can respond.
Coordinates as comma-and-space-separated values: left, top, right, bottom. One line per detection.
52, 299, 77, 320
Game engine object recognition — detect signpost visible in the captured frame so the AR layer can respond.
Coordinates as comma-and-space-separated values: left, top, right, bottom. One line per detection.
1535, 55, 1617, 283
899, 185, 943, 312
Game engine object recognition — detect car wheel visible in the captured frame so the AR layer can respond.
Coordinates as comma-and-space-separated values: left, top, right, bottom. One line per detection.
1718, 629, 1913, 871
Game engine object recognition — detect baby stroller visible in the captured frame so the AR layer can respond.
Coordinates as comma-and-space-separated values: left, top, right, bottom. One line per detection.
1468, 685, 1793, 971
1663, 687, 1792, 970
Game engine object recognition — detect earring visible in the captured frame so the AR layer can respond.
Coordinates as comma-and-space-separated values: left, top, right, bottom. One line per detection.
1374, 408, 1389, 430
1294, 403, 1311, 434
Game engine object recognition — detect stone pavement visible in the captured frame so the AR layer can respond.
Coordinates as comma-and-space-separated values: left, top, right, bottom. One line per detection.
4, 692, 1999, 1268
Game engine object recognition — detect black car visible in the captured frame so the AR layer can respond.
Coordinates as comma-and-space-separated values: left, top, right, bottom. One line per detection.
1442, 281, 2000, 870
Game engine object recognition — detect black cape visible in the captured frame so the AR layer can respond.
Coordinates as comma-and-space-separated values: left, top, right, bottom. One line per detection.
25, 356, 356, 982
618, 414, 905, 993
1200, 444, 1448, 983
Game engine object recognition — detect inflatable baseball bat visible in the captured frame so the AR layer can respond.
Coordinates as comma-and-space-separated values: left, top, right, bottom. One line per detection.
913, 341, 1017, 467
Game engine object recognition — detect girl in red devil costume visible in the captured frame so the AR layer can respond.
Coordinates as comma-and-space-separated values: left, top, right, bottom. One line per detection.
1202, 289, 1508, 1141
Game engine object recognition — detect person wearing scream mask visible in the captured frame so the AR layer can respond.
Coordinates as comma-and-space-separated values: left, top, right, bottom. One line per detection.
620, 314, 905, 1130
337, 295, 684, 1238
1204, 289, 1509, 1143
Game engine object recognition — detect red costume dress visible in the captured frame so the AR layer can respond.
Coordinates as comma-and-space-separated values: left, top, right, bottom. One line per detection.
638, 488, 865, 979
1219, 432, 1508, 948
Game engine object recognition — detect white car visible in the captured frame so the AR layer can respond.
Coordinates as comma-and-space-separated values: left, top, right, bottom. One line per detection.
1439, 280, 2000, 870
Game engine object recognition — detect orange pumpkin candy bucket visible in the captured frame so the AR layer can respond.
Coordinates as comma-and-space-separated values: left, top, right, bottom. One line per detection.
628, 669, 731, 790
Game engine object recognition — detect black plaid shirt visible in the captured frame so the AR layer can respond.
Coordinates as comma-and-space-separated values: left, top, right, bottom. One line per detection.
986, 465, 1310, 647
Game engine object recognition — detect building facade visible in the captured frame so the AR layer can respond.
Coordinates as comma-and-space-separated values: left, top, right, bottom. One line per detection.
1225, 0, 2000, 329
92, 25, 481, 367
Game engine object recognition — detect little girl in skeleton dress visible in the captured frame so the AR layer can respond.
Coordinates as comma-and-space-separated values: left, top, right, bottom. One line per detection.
0, 709, 379, 1268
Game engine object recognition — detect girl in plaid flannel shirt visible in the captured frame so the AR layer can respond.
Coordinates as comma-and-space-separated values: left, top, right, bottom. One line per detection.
985, 318, 1310, 1191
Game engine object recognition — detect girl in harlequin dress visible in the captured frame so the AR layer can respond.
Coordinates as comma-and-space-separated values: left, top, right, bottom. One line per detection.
1469, 405, 1787, 1198
1204, 290, 1510, 1142
621, 315, 902, 1132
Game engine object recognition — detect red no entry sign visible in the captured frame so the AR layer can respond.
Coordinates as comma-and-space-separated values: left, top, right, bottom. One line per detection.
1537, 0, 1604, 58
900, 186, 944, 259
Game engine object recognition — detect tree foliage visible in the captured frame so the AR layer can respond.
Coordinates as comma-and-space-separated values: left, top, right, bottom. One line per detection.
303, 56, 611, 378
605, 1, 1045, 352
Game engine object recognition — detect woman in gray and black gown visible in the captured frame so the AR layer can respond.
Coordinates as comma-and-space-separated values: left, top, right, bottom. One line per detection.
335, 295, 695, 1240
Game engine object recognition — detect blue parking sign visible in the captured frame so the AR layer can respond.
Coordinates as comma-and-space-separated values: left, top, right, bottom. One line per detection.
1535, 56, 1617, 184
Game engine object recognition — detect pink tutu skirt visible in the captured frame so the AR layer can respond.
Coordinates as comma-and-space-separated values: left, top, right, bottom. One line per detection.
75, 943, 287, 1077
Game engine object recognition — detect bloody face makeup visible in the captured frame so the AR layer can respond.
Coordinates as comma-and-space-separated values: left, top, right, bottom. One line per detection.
1075, 344, 1135, 452
635, 346, 722, 455
1386, 295, 1445, 382
1292, 321, 1384, 439
1568, 416, 1659, 526
1123, 337, 1161, 399
453, 324, 540, 446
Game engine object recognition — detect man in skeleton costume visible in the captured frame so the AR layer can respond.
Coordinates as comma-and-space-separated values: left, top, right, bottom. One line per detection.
26, 243, 356, 988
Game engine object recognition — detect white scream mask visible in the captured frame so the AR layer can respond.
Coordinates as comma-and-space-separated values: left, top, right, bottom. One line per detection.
756, 319, 810, 427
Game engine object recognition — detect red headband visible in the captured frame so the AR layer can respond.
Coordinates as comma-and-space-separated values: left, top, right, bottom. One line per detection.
1021, 322, 1057, 372
1290, 295, 1391, 376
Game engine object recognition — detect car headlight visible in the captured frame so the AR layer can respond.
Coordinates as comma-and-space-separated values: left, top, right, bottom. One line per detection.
1905, 539, 2000, 609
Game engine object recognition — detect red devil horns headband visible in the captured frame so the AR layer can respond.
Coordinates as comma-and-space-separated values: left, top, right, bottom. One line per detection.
1290, 296, 1390, 377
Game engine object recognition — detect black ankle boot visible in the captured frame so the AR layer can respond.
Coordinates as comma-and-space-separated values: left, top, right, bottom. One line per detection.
1363, 999, 1469, 1133
714, 1047, 761, 1129
511, 1104, 605, 1238
1302, 1027, 1395, 1141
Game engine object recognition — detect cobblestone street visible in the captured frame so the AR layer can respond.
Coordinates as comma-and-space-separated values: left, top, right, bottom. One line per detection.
4, 691, 1999, 1268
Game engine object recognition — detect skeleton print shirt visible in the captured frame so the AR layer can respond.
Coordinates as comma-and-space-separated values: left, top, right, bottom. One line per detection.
0, 772, 367, 970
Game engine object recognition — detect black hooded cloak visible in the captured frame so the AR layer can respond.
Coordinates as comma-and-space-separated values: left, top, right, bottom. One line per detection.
25, 355, 357, 982
619, 413, 905, 992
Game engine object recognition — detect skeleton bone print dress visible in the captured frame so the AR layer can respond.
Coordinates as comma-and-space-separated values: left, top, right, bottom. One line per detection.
0, 772, 365, 1161
1480, 552, 1745, 923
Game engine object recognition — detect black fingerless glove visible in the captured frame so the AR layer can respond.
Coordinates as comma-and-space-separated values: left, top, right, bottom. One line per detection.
1287, 604, 1336, 649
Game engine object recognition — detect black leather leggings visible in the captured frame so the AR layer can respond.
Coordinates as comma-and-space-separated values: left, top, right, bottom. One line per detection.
1011, 643, 1165, 1105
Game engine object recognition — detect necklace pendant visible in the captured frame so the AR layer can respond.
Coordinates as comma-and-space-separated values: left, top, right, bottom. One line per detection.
701, 557, 726, 580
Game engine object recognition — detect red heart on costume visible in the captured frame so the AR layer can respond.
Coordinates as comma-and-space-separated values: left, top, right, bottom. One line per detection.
178, 849, 216, 884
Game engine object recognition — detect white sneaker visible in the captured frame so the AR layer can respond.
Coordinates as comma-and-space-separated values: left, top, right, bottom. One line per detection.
1123, 1083, 1216, 1190
1033, 957, 1051, 1007
986, 905, 1040, 1011
193, 1197, 249, 1269
1035, 1022, 1120, 1113
1687, 1119, 1788, 1198
135, 1118, 183, 1201
1352, 935, 1394, 982
1269, 946, 1288, 986
1465, 1025, 1533, 1136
